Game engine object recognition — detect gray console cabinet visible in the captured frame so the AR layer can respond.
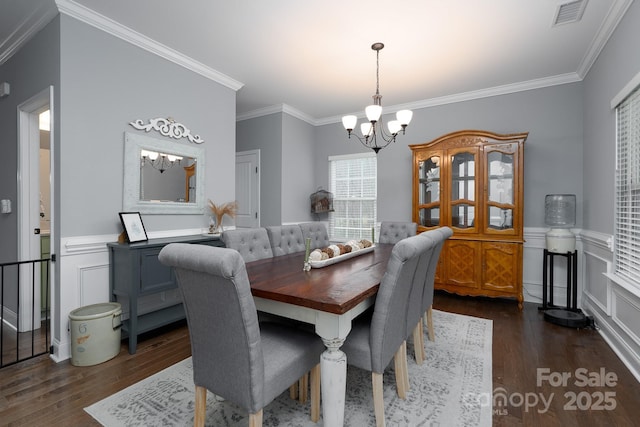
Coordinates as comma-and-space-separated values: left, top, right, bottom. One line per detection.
108, 235, 223, 354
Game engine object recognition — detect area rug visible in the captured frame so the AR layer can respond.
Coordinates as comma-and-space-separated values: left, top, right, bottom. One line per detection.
85, 310, 492, 426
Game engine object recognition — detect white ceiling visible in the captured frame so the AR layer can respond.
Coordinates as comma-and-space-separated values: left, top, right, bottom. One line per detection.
1, 0, 634, 123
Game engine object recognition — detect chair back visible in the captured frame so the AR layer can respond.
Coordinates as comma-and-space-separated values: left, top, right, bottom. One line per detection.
420, 227, 453, 313
221, 228, 274, 262
369, 234, 426, 373
379, 221, 417, 244
158, 243, 264, 412
266, 225, 306, 256
405, 233, 437, 339
298, 222, 329, 250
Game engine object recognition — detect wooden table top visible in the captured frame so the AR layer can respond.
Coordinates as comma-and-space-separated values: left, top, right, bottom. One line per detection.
246, 243, 394, 315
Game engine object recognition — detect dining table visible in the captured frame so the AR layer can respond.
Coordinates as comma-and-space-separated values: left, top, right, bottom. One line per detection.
246, 242, 394, 427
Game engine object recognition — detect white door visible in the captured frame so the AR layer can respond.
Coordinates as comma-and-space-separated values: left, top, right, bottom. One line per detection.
235, 150, 260, 228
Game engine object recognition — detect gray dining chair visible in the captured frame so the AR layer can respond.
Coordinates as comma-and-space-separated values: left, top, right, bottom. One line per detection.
419, 227, 453, 347
298, 222, 329, 249
340, 234, 428, 426
378, 221, 418, 244
221, 228, 274, 262
266, 225, 306, 256
158, 243, 324, 427
264, 224, 314, 401
405, 232, 438, 366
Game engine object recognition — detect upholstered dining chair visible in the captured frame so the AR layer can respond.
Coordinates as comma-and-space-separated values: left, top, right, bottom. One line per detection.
298, 222, 330, 250
340, 234, 429, 426
378, 221, 418, 244
221, 228, 274, 262
264, 224, 313, 401
158, 243, 324, 427
266, 225, 306, 256
405, 233, 438, 366
419, 227, 453, 348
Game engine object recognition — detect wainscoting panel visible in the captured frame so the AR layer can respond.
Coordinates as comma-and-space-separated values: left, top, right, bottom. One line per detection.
612, 286, 640, 347
52, 229, 201, 362
583, 250, 610, 315
77, 263, 110, 306
580, 229, 640, 382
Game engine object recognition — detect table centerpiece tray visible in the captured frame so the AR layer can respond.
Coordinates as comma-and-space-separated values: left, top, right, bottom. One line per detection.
309, 244, 375, 268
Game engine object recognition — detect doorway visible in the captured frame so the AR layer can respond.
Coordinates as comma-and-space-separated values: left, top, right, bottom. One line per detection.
17, 86, 54, 333
235, 150, 260, 228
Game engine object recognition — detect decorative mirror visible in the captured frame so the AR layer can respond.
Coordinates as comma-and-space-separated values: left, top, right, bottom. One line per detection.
123, 132, 205, 214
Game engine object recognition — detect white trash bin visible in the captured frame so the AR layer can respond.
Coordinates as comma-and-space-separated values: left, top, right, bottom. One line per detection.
69, 302, 122, 366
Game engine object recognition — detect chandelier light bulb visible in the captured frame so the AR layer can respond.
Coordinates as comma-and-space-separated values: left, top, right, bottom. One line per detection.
342, 115, 357, 131
387, 120, 401, 135
360, 122, 373, 137
365, 105, 382, 122
397, 110, 413, 126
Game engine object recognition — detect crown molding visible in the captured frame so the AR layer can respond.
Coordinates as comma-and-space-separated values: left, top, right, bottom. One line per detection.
55, 0, 243, 91
0, 2, 58, 66
576, 0, 635, 79
314, 72, 582, 126
237, 103, 317, 125
241, 73, 583, 126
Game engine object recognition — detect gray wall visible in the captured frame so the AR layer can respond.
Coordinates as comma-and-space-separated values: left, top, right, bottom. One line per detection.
282, 113, 315, 223
237, 113, 283, 226
0, 17, 60, 264
0, 17, 59, 315
583, 0, 640, 234
237, 112, 316, 225
313, 83, 584, 228
59, 15, 236, 237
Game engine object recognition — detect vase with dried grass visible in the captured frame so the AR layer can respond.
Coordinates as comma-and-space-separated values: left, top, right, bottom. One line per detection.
208, 200, 238, 234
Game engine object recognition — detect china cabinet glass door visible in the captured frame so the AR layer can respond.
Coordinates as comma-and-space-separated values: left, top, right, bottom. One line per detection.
450, 150, 477, 231
486, 143, 517, 234
417, 154, 441, 227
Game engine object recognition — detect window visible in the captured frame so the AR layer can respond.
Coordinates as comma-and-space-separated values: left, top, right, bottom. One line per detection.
614, 78, 640, 287
328, 153, 377, 240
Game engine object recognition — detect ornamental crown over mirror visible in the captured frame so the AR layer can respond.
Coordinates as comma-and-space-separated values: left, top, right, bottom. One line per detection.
129, 117, 204, 144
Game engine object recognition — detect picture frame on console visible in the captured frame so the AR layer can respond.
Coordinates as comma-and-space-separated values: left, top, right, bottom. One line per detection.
119, 212, 148, 243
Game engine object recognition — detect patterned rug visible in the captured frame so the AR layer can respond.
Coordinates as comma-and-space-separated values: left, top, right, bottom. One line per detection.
85, 310, 492, 426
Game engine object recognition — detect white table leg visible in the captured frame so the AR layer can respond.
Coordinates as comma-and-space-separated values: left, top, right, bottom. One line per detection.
320, 337, 347, 427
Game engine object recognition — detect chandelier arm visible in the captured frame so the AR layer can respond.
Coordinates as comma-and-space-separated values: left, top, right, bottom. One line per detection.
374, 121, 397, 142
368, 126, 394, 150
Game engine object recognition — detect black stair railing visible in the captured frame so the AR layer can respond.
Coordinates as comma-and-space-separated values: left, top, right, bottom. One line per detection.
0, 258, 51, 369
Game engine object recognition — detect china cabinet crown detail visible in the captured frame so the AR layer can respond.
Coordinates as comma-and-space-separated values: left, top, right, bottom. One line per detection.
410, 130, 528, 309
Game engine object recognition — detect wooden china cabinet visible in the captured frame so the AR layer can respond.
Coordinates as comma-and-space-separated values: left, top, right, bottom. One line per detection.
410, 130, 528, 309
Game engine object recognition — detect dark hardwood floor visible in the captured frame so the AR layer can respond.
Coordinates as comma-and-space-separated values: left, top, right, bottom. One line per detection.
1, 292, 638, 426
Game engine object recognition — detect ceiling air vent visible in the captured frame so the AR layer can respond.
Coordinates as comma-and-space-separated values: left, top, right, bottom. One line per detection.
553, 0, 588, 26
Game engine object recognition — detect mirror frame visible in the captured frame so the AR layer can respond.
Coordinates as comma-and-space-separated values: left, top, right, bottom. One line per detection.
123, 132, 205, 214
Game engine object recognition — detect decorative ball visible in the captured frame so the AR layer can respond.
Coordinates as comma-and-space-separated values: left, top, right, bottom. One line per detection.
328, 244, 341, 258
346, 240, 362, 251
359, 239, 373, 248
309, 249, 323, 261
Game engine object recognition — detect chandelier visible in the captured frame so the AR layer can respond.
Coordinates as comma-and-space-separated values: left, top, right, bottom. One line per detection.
140, 149, 182, 173
342, 42, 413, 154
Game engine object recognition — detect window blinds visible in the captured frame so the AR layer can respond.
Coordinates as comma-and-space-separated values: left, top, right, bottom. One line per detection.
615, 85, 640, 285
328, 154, 377, 240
